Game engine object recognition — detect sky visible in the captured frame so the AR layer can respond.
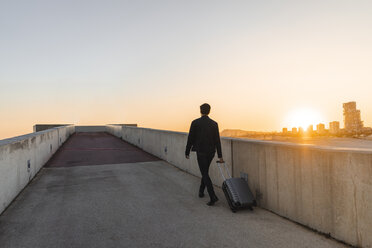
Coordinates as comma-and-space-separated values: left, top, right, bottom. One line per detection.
1, 0, 372, 139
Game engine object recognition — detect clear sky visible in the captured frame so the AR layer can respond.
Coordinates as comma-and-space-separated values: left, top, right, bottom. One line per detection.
1, 0, 371, 139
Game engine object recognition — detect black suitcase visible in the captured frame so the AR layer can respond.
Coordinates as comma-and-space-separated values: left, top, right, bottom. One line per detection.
217, 162, 256, 213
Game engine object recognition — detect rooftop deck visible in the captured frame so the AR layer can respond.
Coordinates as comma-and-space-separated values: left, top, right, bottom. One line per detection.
0, 132, 346, 248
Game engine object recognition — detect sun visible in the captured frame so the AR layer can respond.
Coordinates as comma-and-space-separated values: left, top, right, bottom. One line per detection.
285, 108, 324, 129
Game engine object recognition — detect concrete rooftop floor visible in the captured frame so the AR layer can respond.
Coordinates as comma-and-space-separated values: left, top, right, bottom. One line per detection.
0, 133, 347, 248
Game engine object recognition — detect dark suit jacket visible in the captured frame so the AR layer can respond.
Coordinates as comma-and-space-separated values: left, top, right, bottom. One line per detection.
185, 116, 222, 158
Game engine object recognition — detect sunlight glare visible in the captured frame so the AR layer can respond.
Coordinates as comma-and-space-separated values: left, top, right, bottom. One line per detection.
285, 108, 324, 129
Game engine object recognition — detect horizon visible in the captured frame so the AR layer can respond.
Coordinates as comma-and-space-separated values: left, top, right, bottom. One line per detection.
1, 1, 372, 140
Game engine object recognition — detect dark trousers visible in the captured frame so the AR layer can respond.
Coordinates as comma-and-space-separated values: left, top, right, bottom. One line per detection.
197, 152, 216, 199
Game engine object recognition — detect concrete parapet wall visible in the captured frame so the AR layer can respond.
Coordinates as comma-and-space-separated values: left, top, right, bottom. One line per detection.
106, 125, 123, 138
119, 126, 372, 248
0, 125, 75, 215
75, 126, 107, 132
79, 124, 137, 134
33, 124, 71, 132
232, 140, 372, 247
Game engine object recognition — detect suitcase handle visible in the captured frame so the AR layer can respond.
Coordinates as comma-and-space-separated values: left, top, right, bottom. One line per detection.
216, 161, 231, 180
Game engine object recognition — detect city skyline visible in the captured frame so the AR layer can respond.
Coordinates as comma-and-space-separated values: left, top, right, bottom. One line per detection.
1, 1, 372, 140
282, 101, 370, 136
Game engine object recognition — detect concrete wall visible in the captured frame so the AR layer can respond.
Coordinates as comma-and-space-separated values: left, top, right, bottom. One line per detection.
0, 125, 75, 215
232, 140, 372, 247
75, 126, 107, 132
77, 125, 137, 133
108, 124, 137, 127
106, 125, 123, 138
33, 124, 71, 132
116, 126, 372, 248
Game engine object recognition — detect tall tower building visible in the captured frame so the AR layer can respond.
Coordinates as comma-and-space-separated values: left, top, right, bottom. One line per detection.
343, 102, 363, 134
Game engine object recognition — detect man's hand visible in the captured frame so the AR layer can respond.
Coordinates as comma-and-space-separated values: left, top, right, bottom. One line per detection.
218, 157, 225, 163
186, 155, 190, 159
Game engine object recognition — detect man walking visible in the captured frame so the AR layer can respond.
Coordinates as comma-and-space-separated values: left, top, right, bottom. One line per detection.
185, 103, 224, 206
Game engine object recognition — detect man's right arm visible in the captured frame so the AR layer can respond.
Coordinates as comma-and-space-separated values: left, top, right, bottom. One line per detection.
214, 123, 223, 161
185, 121, 196, 157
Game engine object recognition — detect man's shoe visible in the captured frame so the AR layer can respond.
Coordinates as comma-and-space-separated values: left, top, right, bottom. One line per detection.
207, 196, 219, 206
199, 192, 205, 198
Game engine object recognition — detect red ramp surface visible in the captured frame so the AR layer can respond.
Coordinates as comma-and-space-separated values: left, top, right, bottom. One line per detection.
45, 132, 160, 167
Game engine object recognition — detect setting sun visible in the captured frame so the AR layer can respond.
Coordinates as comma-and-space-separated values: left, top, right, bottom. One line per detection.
284, 108, 325, 129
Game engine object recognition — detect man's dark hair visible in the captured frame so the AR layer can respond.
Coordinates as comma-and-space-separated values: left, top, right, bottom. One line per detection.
200, 103, 211, 115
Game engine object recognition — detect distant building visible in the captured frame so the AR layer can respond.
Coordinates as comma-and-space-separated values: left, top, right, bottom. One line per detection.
298, 127, 304, 134
292, 127, 298, 134
329, 121, 340, 135
363, 127, 372, 136
316, 123, 325, 134
343, 101, 363, 134
307, 125, 313, 134
282, 128, 288, 134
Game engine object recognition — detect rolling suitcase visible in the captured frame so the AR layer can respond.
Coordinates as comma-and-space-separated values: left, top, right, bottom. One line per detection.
217, 161, 256, 213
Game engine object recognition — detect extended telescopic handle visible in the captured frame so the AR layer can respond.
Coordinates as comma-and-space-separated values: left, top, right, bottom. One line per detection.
216, 161, 231, 181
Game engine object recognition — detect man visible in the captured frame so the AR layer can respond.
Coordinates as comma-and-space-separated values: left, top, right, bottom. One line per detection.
185, 103, 224, 206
